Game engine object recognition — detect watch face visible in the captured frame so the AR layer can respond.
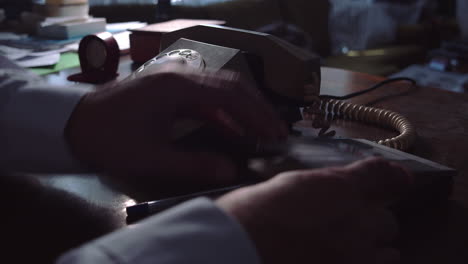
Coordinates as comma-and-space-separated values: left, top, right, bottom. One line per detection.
86, 38, 107, 69
69, 32, 119, 83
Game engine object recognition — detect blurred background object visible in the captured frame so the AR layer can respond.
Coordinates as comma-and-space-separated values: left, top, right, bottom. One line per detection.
2, 0, 467, 87
0, 9, 5, 25
328, 0, 431, 55
457, 0, 468, 41
84, 0, 463, 77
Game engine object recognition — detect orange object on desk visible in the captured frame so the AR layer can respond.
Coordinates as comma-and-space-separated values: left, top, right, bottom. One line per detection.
129, 19, 225, 63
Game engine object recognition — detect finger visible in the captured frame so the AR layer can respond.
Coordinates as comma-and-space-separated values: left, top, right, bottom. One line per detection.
172, 71, 286, 141
344, 157, 413, 203
201, 71, 286, 141
375, 248, 400, 264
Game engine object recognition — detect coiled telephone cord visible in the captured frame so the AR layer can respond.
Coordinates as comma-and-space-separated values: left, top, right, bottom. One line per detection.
319, 98, 416, 151
307, 77, 417, 151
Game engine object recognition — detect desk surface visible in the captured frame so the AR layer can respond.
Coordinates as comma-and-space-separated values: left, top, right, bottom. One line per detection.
40, 59, 468, 264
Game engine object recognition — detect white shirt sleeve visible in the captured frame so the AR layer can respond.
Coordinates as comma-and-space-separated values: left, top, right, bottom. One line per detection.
57, 197, 261, 264
0, 67, 89, 173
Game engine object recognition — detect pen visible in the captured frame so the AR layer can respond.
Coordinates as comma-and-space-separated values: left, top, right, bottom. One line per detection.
126, 182, 254, 220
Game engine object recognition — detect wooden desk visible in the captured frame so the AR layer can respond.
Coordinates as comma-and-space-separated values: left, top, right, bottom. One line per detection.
39, 61, 468, 263
321, 68, 468, 264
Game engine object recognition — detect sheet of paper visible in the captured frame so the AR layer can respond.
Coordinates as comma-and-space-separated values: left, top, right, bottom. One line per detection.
40, 15, 89, 27
29, 43, 78, 57
113, 31, 131, 53
390, 65, 468, 93
0, 45, 32, 60
1, 36, 80, 51
0, 41, 77, 68
106, 21, 147, 33
29, 52, 80, 75
0, 32, 26, 41
16, 53, 60, 68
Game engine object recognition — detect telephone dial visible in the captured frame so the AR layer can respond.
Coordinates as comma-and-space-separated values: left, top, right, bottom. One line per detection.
127, 24, 416, 152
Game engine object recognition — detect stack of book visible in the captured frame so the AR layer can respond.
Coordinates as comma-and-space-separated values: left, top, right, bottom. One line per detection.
25, 0, 106, 40
35, 0, 90, 17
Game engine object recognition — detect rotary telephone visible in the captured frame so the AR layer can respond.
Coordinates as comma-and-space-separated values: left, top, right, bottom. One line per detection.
127, 24, 416, 152
124, 25, 455, 222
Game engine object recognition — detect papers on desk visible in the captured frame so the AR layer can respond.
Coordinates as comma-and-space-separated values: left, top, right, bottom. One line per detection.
107, 21, 147, 33
0, 45, 31, 61
391, 65, 468, 93
108, 21, 147, 54
0, 31, 77, 67
0, 32, 25, 41
0, 43, 76, 67
0, 21, 146, 68
15, 53, 60, 68
114, 31, 132, 54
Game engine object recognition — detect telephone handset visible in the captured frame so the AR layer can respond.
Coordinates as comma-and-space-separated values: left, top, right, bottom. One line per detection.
128, 25, 416, 151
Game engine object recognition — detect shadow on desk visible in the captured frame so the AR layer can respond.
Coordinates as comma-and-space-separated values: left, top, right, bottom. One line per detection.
0, 172, 121, 263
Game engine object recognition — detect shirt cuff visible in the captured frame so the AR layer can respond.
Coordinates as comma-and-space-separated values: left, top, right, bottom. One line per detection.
57, 198, 261, 264
0, 71, 90, 173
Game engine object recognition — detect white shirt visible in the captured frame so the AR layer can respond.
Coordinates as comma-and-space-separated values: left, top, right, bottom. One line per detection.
58, 198, 260, 264
0, 67, 86, 173
0, 58, 260, 264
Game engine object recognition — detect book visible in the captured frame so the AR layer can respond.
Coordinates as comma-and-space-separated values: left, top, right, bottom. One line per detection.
39, 15, 89, 27
129, 19, 225, 63
37, 17, 106, 39
33, 3, 89, 17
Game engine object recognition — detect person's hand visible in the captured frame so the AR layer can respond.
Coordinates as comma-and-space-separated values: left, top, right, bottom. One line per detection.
216, 158, 412, 264
66, 63, 287, 191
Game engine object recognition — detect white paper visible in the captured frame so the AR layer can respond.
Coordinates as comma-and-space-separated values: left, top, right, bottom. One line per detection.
113, 31, 131, 52
29, 43, 77, 56
40, 15, 89, 27
15, 53, 60, 68
0, 45, 33, 60
106, 21, 147, 33
390, 65, 468, 93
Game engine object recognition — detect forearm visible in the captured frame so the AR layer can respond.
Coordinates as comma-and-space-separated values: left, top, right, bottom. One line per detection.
57, 198, 261, 264
0, 55, 89, 173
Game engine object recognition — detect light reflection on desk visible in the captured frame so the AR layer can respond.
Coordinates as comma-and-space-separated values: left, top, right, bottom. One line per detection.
38, 174, 135, 217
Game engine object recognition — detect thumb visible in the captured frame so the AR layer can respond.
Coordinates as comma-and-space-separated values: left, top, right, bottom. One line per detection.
344, 157, 413, 204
